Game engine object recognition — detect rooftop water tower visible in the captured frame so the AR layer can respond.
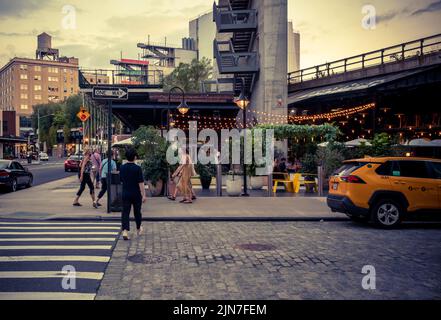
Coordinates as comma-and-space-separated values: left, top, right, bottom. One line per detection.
36, 33, 59, 60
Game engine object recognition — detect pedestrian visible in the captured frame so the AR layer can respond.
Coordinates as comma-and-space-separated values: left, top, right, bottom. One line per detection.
120, 148, 147, 241
94, 150, 117, 209
91, 148, 102, 189
73, 148, 96, 207
176, 148, 194, 204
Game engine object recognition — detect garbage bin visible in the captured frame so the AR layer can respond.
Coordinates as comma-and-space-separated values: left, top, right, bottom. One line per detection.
110, 173, 123, 212
27, 155, 32, 164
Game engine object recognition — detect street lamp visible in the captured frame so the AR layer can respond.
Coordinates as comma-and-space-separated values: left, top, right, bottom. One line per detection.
167, 86, 189, 130
234, 79, 250, 197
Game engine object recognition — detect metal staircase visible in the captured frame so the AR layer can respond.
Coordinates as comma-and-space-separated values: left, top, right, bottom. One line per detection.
213, 0, 259, 95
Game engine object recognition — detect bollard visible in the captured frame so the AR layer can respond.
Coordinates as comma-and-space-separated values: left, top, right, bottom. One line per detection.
216, 164, 222, 197
267, 173, 273, 197
318, 166, 324, 197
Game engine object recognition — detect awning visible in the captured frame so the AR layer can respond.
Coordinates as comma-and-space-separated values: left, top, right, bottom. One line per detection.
0, 136, 27, 144
288, 68, 433, 105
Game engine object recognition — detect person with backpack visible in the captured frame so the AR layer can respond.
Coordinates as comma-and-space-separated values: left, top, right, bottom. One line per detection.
94, 150, 117, 209
120, 148, 147, 240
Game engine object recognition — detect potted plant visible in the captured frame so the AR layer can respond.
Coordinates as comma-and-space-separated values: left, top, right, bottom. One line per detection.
132, 126, 169, 197
196, 163, 215, 190
246, 162, 265, 190
226, 170, 242, 196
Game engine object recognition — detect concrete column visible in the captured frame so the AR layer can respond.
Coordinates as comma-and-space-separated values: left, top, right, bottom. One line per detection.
251, 0, 288, 125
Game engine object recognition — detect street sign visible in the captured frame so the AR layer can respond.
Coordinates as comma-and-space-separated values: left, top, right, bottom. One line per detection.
92, 86, 128, 100
77, 109, 91, 122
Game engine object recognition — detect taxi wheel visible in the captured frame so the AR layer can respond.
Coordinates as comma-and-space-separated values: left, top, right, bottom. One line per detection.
371, 199, 403, 228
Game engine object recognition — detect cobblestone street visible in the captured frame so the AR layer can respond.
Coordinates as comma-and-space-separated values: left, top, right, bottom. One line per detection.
97, 221, 441, 300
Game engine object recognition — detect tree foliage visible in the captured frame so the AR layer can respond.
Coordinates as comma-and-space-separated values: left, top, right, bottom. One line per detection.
31, 95, 83, 151
257, 123, 341, 142
132, 126, 170, 186
163, 58, 213, 93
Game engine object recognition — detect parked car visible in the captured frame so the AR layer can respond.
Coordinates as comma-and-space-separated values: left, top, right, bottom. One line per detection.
0, 160, 33, 192
327, 157, 441, 228
39, 152, 49, 161
64, 155, 83, 172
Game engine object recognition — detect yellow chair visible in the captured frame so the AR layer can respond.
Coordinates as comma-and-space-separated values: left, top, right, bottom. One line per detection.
272, 172, 294, 194
292, 173, 301, 193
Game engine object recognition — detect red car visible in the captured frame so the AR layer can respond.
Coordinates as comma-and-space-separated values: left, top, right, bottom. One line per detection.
64, 155, 83, 172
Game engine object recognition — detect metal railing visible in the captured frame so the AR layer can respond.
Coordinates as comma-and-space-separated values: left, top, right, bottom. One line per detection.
213, 1, 257, 32
79, 69, 164, 88
288, 33, 441, 84
214, 40, 259, 74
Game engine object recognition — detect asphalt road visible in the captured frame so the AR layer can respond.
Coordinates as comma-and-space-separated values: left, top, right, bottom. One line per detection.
25, 159, 76, 187
0, 158, 76, 195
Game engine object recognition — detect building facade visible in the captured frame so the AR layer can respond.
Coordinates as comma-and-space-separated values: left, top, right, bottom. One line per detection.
288, 21, 300, 74
0, 33, 80, 136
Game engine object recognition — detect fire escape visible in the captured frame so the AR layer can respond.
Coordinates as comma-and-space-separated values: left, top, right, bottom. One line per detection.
213, 0, 259, 96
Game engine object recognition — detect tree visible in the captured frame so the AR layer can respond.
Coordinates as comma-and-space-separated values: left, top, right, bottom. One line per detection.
163, 58, 213, 93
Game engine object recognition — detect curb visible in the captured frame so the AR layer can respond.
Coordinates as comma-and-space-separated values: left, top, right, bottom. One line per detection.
0, 216, 349, 223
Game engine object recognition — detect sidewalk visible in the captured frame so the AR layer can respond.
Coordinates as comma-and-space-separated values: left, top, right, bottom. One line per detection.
0, 176, 346, 221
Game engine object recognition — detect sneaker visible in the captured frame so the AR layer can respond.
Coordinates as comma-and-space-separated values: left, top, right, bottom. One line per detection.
93, 202, 98, 209
137, 226, 144, 236
122, 230, 130, 241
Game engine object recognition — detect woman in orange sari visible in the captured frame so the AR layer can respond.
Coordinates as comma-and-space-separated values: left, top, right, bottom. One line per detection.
170, 148, 194, 203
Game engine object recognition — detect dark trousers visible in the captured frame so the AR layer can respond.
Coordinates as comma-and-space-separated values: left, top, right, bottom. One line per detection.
97, 177, 108, 200
121, 196, 142, 231
77, 173, 94, 197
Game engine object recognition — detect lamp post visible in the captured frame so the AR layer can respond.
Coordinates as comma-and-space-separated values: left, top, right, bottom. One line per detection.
234, 79, 250, 197
167, 86, 189, 130
165, 87, 189, 196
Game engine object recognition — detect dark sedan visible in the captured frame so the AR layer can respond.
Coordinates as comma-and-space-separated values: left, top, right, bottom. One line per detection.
0, 160, 33, 192
64, 155, 82, 172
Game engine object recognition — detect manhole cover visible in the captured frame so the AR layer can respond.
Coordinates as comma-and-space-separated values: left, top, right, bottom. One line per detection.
127, 254, 168, 264
235, 244, 277, 252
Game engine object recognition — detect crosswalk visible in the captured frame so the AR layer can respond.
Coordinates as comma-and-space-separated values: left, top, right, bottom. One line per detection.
0, 220, 121, 300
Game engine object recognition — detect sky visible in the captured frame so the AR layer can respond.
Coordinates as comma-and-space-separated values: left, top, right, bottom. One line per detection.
0, 0, 440, 69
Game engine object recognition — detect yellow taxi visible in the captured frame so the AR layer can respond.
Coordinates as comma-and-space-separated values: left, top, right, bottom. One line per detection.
327, 157, 441, 227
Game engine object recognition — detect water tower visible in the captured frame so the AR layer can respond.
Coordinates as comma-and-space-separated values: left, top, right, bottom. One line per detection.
36, 33, 59, 60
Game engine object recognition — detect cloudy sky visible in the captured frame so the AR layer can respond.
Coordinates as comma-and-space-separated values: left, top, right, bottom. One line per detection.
0, 0, 440, 69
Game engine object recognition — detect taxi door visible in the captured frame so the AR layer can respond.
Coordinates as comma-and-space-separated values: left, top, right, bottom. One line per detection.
389, 160, 439, 211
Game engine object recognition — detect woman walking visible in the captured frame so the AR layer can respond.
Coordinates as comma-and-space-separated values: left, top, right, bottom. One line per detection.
73, 148, 96, 207
175, 149, 194, 203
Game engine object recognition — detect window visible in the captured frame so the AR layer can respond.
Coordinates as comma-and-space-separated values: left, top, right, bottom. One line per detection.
376, 162, 392, 176
48, 77, 59, 82
19, 64, 28, 70
34, 75, 42, 81
20, 93, 28, 99
395, 161, 430, 179
430, 162, 441, 179
34, 66, 42, 72
34, 85, 42, 91
48, 67, 59, 73
20, 104, 28, 110
20, 74, 28, 80
20, 84, 28, 90
333, 162, 367, 176
34, 95, 42, 100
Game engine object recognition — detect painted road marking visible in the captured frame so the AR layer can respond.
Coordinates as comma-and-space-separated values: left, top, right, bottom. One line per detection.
0, 245, 112, 250
0, 232, 119, 235
0, 222, 120, 226
0, 271, 103, 280
0, 292, 96, 300
0, 227, 120, 230
0, 238, 116, 242
0, 256, 110, 263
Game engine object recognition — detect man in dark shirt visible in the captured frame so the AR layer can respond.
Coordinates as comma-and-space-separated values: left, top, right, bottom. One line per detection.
119, 148, 147, 240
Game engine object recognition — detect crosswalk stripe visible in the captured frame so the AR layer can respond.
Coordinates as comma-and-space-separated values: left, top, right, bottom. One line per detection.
0, 227, 120, 230
0, 232, 119, 235
0, 238, 116, 242
0, 221, 119, 298
0, 222, 120, 226
0, 292, 96, 300
0, 245, 112, 250
0, 271, 103, 280
0, 256, 110, 263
